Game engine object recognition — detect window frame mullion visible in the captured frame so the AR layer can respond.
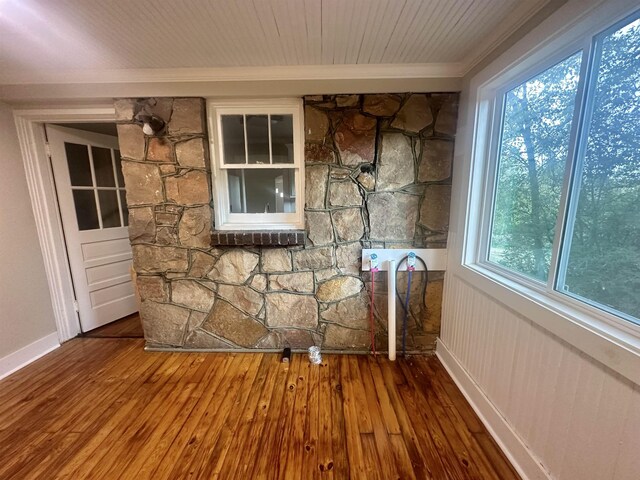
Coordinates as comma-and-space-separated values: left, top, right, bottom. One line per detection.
242, 114, 249, 165
547, 38, 598, 294
110, 148, 125, 228
477, 91, 506, 265
268, 114, 273, 164
86, 144, 103, 230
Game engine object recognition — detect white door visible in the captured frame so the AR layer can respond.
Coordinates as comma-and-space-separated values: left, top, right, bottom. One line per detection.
47, 125, 137, 332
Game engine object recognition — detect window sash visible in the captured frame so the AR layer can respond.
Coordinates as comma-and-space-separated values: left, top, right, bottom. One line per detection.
556, 11, 640, 326
477, 10, 640, 328
478, 44, 588, 281
208, 99, 305, 230
216, 106, 300, 169
219, 164, 298, 170
227, 212, 300, 227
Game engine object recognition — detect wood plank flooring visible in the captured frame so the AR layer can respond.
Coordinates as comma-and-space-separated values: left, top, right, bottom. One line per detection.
0, 338, 519, 479
83, 313, 144, 338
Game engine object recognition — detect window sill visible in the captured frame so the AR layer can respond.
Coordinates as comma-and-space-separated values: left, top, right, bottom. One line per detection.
211, 230, 305, 247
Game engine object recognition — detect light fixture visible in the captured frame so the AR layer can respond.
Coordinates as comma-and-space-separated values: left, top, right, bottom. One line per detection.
131, 99, 167, 136
134, 112, 165, 136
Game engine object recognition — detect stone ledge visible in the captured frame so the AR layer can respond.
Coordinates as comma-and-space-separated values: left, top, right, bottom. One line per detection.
211, 230, 305, 247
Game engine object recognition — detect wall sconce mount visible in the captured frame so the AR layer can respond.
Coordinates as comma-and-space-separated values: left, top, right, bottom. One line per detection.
134, 111, 165, 136
131, 98, 168, 136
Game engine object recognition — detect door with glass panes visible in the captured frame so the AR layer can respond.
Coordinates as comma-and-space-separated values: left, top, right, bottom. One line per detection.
47, 125, 136, 332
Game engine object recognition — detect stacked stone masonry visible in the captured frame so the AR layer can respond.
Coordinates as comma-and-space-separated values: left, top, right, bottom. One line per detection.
116, 93, 458, 353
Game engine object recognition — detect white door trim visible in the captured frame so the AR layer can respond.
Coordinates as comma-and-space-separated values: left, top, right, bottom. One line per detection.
13, 105, 117, 342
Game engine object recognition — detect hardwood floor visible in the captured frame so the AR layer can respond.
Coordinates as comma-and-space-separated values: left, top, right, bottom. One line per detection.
0, 338, 519, 479
83, 313, 144, 338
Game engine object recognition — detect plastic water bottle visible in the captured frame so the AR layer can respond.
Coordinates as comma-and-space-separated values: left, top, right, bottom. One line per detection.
308, 346, 322, 364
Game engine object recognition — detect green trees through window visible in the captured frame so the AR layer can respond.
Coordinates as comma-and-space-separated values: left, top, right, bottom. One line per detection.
489, 53, 582, 281
487, 12, 640, 324
562, 17, 640, 320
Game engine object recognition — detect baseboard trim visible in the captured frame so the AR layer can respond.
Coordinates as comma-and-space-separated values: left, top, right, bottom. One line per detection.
0, 332, 60, 381
436, 339, 550, 480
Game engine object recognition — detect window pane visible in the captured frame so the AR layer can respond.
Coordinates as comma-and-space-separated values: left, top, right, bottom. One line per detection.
560, 17, 640, 321
98, 190, 121, 228
246, 115, 270, 164
65, 142, 93, 186
221, 115, 246, 164
488, 53, 582, 281
72, 189, 99, 230
271, 114, 294, 164
92, 146, 116, 187
120, 190, 129, 226
114, 150, 125, 187
227, 168, 296, 213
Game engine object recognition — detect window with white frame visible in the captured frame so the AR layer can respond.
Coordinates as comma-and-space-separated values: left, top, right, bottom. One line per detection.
480, 11, 640, 325
207, 99, 304, 230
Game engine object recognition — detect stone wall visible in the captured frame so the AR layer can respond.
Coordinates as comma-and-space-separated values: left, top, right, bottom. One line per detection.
116, 93, 458, 352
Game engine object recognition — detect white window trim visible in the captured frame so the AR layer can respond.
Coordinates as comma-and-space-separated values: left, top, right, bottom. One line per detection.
457, 0, 640, 384
206, 98, 305, 230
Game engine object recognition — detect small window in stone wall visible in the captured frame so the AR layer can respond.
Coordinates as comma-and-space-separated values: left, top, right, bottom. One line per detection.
207, 99, 304, 230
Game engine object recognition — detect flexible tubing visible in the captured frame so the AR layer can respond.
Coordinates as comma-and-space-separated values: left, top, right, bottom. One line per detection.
370, 270, 376, 355
402, 269, 413, 356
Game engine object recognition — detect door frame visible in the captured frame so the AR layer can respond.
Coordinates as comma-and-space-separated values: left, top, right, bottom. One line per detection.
13, 104, 117, 342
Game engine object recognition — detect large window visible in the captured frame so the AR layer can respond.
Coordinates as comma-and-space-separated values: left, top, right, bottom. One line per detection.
208, 99, 304, 230
485, 11, 640, 325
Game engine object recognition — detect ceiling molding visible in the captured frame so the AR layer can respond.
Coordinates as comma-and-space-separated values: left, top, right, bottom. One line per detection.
0, 77, 463, 105
460, 0, 556, 75
0, 64, 464, 103
0, 63, 466, 87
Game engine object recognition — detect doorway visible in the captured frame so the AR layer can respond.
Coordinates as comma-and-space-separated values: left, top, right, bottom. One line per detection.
46, 123, 138, 333
83, 312, 144, 338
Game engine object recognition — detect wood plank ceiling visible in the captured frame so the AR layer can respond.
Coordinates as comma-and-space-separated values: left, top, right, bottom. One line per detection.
0, 0, 550, 82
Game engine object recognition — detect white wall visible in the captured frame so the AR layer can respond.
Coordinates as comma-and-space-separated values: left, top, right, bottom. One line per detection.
439, 0, 640, 478
440, 277, 640, 479
0, 101, 57, 364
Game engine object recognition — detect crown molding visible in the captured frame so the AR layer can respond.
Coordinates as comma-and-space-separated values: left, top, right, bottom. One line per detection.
0, 64, 465, 103
0, 63, 466, 87
460, 0, 559, 76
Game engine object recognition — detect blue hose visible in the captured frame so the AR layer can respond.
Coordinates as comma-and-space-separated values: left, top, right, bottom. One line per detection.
395, 253, 428, 356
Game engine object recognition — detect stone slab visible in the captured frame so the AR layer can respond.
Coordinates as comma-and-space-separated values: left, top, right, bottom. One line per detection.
265, 293, 318, 329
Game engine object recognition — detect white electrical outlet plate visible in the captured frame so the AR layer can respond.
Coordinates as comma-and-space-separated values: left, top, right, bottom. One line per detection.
361, 248, 447, 271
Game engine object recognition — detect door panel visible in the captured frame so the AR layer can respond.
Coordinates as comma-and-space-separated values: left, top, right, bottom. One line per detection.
47, 125, 136, 332
86, 260, 132, 286
81, 236, 132, 261
90, 282, 135, 308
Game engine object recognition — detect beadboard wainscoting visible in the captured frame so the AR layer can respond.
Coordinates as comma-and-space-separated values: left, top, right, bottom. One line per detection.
438, 273, 640, 480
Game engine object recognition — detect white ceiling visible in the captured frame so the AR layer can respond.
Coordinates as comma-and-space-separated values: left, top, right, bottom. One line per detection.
0, 0, 551, 85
